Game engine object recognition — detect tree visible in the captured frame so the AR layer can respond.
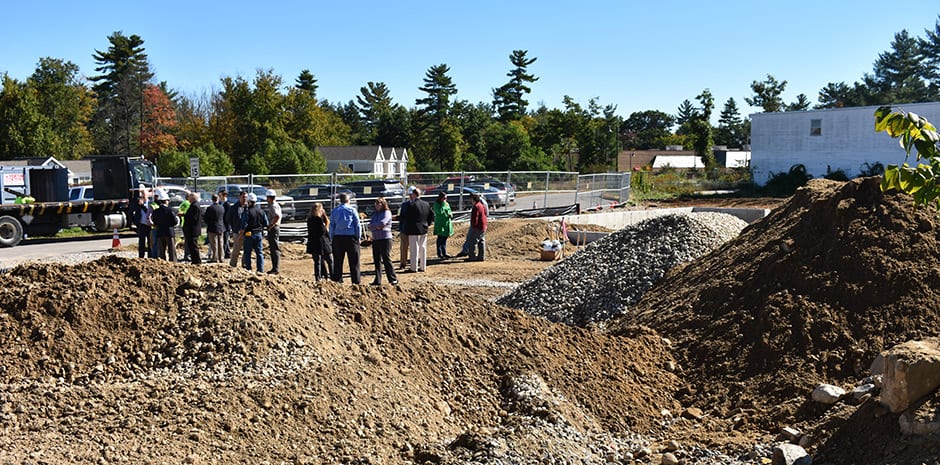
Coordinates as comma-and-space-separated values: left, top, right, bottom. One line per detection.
921, 15, 940, 94
786, 93, 811, 111
870, 30, 934, 103
676, 99, 695, 126
295, 69, 318, 98
356, 81, 393, 141
259, 140, 326, 175
689, 89, 715, 166
89, 31, 154, 155
139, 84, 177, 159
27, 58, 95, 159
0, 75, 47, 160
622, 110, 675, 150
174, 91, 212, 152
415, 64, 461, 169
715, 98, 745, 148
816, 82, 854, 109
210, 70, 288, 172
493, 50, 538, 122
746, 74, 787, 112
284, 88, 350, 149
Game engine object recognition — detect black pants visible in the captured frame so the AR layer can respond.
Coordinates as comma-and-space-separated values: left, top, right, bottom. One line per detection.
137, 224, 151, 258
267, 226, 281, 272
312, 248, 333, 280
331, 235, 361, 284
371, 238, 397, 284
184, 231, 202, 265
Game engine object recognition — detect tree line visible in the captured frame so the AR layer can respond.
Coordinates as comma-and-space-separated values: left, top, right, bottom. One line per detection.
1, 17, 939, 175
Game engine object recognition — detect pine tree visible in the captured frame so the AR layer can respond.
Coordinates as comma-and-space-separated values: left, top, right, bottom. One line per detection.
716, 98, 744, 148
921, 15, 940, 95
415, 64, 462, 169
493, 50, 538, 122
295, 69, 318, 98
871, 30, 932, 103
786, 94, 811, 111
90, 31, 154, 155
356, 82, 393, 142
745, 74, 787, 112
675, 99, 695, 126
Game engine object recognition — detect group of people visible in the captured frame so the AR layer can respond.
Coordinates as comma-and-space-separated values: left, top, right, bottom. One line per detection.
128, 183, 489, 284
129, 187, 283, 275
305, 185, 489, 286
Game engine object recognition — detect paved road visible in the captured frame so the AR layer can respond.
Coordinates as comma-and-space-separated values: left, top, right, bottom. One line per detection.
0, 233, 138, 270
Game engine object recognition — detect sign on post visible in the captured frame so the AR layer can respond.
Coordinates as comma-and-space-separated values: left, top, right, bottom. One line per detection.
189, 157, 200, 178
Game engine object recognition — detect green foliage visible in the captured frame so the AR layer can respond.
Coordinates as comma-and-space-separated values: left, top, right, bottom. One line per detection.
493, 50, 538, 122
259, 140, 326, 175
745, 74, 787, 112
876, 106, 940, 207
761, 164, 812, 197
623, 110, 675, 149
859, 161, 885, 177
823, 167, 850, 181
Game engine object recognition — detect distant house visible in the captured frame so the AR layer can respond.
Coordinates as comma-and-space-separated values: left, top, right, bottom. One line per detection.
2, 156, 91, 184
750, 102, 940, 185
317, 146, 408, 178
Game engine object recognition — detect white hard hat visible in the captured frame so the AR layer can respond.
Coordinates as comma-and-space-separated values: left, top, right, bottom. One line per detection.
407, 185, 417, 194
247, 193, 257, 203
154, 189, 168, 201
265, 189, 276, 197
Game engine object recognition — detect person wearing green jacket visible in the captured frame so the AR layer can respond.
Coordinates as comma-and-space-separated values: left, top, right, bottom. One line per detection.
432, 191, 454, 260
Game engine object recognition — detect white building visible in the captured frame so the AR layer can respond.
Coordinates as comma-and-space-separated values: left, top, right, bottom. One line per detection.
750, 102, 940, 185
317, 146, 408, 178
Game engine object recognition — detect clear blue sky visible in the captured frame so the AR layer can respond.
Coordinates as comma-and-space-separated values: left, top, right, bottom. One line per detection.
2, 1, 938, 121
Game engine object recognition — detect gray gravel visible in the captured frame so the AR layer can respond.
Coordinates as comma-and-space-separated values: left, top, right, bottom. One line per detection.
497, 212, 748, 327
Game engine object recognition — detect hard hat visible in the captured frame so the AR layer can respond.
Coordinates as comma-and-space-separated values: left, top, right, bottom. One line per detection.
247, 193, 257, 203
265, 189, 276, 197
154, 189, 168, 201
407, 185, 417, 194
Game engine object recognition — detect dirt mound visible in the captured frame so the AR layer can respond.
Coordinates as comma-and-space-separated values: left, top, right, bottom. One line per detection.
0, 256, 681, 463
450, 219, 567, 260
609, 178, 940, 462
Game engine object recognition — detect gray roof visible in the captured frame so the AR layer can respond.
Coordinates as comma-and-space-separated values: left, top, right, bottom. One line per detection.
317, 146, 383, 161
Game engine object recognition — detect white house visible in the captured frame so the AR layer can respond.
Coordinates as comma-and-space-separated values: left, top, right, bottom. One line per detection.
750, 102, 940, 185
1, 156, 91, 185
317, 146, 408, 178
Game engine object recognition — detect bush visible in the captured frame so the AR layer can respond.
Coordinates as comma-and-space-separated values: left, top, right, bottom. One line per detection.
762, 164, 812, 197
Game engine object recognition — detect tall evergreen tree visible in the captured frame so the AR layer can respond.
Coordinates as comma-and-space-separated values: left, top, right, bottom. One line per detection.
295, 69, 318, 98
871, 30, 934, 103
415, 64, 462, 169
920, 15, 940, 94
745, 74, 787, 112
675, 99, 695, 126
715, 98, 745, 148
356, 82, 393, 142
786, 93, 811, 111
493, 50, 539, 122
90, 31, 154, 155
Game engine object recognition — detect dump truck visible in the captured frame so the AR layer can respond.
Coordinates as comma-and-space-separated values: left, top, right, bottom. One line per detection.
0, 156, 158, 247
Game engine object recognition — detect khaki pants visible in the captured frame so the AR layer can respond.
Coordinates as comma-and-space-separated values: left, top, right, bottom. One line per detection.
229, 233, 245, 267
399, 233, 410, 268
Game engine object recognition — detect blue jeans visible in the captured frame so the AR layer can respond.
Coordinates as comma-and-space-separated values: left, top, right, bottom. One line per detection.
436, 235, 448, 258
465, 227, 485, 260
243, 233, 264, 272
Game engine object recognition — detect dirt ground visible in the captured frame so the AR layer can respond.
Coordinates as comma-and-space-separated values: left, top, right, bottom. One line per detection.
3, 188, 936, 464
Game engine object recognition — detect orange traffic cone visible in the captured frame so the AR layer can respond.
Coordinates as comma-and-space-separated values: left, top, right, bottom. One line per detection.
111, 228, 121, 249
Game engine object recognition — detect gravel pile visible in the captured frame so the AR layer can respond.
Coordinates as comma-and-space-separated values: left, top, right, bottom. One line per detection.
497, 212, 749, 327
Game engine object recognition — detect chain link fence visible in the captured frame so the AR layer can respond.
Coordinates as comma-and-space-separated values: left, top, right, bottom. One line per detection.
156, 171, 632, 221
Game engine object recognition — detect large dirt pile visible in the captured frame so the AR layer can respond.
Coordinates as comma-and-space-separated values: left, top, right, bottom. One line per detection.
0, 255, 682, 464
609, 178, 940, 462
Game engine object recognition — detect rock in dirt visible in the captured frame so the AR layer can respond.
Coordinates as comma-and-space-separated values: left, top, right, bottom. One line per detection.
812, 384, 845, 404
772, 443, 811, 465
880, 338, 940, 413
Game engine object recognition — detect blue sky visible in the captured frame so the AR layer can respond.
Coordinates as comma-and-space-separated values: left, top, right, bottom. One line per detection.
2, 1, 939, 121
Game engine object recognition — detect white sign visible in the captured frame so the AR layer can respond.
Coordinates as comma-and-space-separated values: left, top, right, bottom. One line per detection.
189, 158, 200, 178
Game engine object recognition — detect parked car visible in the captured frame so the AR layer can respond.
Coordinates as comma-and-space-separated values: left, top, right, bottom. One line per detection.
343, 179, 405, 215
424, 176, 476, 197
474, 178, 516, 205
217, 184, 296, 220
286, 183, 356, 218
427, 185, 501, 210
68, 186, 95, 201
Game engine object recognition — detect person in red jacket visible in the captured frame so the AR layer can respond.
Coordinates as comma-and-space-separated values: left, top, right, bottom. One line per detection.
465, 193, 487, 261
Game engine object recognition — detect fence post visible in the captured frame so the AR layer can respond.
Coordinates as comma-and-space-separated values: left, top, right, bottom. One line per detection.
543, 172, 550, 210
506, 171, 512, 210
458, 171, 466, 211
574, 173, 579, 208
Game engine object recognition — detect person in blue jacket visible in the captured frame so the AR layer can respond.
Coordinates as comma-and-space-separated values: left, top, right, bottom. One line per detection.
329, 193, 362, 284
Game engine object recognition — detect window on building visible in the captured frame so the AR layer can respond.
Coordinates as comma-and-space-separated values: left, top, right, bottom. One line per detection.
810, 119, 822, 136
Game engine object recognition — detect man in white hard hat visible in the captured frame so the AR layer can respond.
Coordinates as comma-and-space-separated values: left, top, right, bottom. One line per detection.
265, 189, 282, 275
150, 189, 179, 261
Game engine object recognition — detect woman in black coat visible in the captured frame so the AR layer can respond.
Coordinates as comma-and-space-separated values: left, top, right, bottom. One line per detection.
306, 202, 333, 281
